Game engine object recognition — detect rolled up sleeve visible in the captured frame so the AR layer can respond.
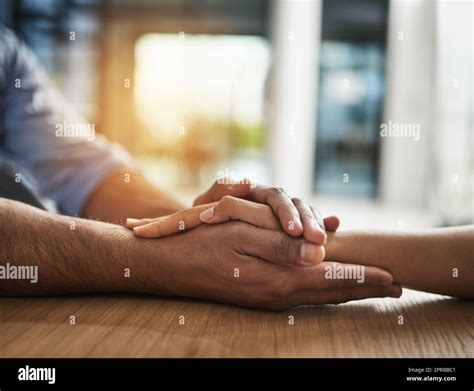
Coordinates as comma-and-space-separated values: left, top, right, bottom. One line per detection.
0, 26, 137, 216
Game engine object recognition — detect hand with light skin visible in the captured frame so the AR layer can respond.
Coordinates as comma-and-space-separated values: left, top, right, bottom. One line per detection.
126, 179, 340, 260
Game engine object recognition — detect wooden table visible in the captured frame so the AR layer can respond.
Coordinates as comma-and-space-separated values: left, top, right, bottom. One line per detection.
0, 289, 472, 358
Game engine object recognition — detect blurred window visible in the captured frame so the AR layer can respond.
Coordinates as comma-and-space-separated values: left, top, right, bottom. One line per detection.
134, 33, 271, 188
134, 34, 270, 149
314, 0, 389, 198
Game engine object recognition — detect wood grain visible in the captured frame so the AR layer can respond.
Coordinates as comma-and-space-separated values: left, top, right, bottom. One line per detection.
0, 289, 472, 358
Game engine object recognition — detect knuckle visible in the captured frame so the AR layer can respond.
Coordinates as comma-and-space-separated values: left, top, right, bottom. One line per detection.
270, 234, 290, 265
226, 220, 247, 236
301, 209, 315, 221
310, 205, 322, 218
216, 196, 232, 212
221, 195, 236, 205
292, 198, 314, 219
276, 271, 297, 296
218, 195, 241, 215
269, 274, 294, 298
270, 187, 288, 198
291, 197, 303, 204
214, 178, 226, 187
249, 276, 292, 310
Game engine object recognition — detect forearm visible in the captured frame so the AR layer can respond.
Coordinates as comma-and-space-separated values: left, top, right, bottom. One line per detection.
0, 198, 169, 296
82, 171, 185, 224
325, 226, 474, 298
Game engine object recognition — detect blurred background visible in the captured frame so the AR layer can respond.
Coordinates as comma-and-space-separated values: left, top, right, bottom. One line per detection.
0, 0, 472, 230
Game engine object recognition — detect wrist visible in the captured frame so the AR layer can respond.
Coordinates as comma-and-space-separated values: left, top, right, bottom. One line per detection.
325, 231, 344, 260
82, 170, 184, 223
118, 227, 173, 295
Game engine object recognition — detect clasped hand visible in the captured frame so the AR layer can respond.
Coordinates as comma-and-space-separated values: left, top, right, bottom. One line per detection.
124, 180, 399, 309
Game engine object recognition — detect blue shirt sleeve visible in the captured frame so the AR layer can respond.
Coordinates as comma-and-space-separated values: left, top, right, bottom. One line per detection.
0, 26, 138, 216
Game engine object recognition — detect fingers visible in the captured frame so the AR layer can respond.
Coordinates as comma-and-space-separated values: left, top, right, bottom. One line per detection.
199, 196, 281, 231
292, 262, 394, 291
125, 217, 161, 229
323, 215, 340, 232
193, 178, 252, 206
132, 196, 283, 238
307, 205, 340, 233
239, 226, 325, 267
247, 186, 304, 237
292, 198, 327, 244
132, 203, 216, 238
195, 180, 340, 242
288, 284, 402, 308
129, 179, 341, 246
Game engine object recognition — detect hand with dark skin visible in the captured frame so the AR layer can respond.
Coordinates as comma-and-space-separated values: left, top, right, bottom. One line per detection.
152, 222, 400, 310
127, 180, 340, 261
81, 171, 473, 302
0, 171, 403, 309
192, 180, 341, 240
127, 197, 327, 265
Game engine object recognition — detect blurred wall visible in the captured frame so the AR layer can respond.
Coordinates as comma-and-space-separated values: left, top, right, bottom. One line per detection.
380, 0, 435, 208
432, 0, 473, 225
381, 0, 473, 226
268, 0, 322, 199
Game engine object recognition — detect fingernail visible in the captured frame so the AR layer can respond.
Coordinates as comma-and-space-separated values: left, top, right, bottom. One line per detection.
126, 218, 139, 223
318, 227, 327, 244
388, 285, 402, 297
322, 233, 327, 245
199, 207, 215, 222
299, 243, 324, 265
380, 273, 394, 286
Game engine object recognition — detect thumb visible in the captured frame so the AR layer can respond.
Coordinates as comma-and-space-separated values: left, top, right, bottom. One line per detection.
193, 178, 253, 206
323, 215, 340, 232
